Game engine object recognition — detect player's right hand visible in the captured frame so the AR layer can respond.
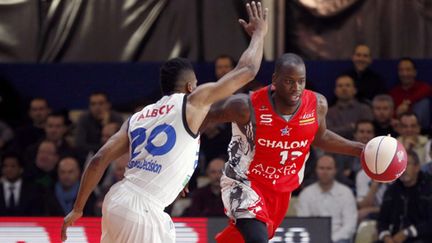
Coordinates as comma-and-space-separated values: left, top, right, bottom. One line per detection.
61, 209, 83, 242
239, 1, 268, 37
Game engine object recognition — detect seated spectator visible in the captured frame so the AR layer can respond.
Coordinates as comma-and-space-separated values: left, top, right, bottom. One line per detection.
24, 112, 79, 166
371, 94, 398, 137
344, 44, 387, 103
297, 155, 357, 243
327, 75, 373, 139
397, 112, 430, 165
24, 140, 59, 190
333, 119, 376, 189
45, 156, 96, 216
74, 92, 123, 154
183, 157, 225, 217
10, 98, 50, 153
0, 152, 44, 216
214, 55, 235, 80
377, 151, 432, 243
389, 58, 432, 131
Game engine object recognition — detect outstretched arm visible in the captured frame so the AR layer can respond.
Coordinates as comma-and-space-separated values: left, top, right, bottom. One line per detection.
186, 1, 268, 134
61, 121, 129, 241
200, 93, 251, 131
312, 92, 364, 157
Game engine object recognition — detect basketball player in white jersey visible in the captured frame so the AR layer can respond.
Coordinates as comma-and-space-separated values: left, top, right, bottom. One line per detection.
61, 2, 268, 242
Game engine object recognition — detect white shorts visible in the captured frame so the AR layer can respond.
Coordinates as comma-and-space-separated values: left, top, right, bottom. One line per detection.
101, 180, 175, 243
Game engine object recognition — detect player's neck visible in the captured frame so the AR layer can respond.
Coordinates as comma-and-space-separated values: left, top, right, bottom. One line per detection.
272, 96, 299, 115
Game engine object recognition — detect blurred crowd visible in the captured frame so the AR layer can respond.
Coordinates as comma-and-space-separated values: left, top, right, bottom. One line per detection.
0, 45, 431, 243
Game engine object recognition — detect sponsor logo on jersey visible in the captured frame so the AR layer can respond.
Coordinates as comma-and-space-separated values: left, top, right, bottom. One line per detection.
137, 104, 174, 120
258, 105, 268, 111
299, 110, 315, 125
259, 114, 272, 125
257, 139, 308, 149
280, 126, 291, 136
127, 159, 162, 174
251, 163, 297, 179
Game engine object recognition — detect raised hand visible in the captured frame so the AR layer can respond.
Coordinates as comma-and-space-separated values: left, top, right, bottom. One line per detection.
239, 1, 268, 37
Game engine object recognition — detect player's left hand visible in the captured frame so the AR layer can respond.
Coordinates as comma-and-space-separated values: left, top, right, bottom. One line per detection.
61, 209, 83, 242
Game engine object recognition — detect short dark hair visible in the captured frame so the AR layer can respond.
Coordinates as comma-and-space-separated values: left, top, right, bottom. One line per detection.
215, 55, 236, 67
29, 97, 49, 109
89, 92, 109, 102
398, 57, 417, 70
398, 111, 419, 121
354, 119, 374, 133
274, 53, 305, 73
160, 57, 194, 95
47, 111, 69, 126
1, 152, 24, 168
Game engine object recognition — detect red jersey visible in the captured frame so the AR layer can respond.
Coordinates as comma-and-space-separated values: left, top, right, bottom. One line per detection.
224, 85, 319, 192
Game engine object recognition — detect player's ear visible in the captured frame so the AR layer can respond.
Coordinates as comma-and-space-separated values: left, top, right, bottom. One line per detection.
271, 73, 277, 85
186, 82, 194, 94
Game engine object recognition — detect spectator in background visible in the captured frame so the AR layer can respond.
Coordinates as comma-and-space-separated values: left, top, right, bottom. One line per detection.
333, 119, 376, 189
372, 94, 398, 137
11, 98, 50, 153
24, 140, 59, 191
184, 157, 225, 217
46, 157, 96, 216
390, 58, 432, 131
215, 55, 235, 80
0, 152, 43, 216
24, 113, 78, 166
397, 112, 430, 165
377, 151, 432, 243
344, 44, 387, 103
214, 54, 263, 94
327, 75, 373, 139
297, 155, 357, 243
74, 92, 123, 154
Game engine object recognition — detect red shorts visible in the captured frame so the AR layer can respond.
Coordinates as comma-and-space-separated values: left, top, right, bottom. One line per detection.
216, 177, 291, 242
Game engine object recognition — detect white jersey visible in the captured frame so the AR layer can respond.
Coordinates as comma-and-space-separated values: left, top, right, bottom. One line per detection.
124, 93, 200, 208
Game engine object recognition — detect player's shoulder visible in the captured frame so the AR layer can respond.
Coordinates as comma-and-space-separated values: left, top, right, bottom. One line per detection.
308, 91, 328, 113
309, 91, 327, 104
225, 93, 250, 109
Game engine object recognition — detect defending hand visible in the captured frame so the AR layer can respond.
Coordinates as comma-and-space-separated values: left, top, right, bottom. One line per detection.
239, 1, 268, 37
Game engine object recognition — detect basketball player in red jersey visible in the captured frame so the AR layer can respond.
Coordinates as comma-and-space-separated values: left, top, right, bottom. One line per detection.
207, 53, 365, 243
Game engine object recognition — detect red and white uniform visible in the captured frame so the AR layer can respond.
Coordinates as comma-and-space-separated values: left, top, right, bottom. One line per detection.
217, 85, 319, 242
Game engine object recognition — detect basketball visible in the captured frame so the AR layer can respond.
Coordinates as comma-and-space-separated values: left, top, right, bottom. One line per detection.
361, 136, 407, 183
